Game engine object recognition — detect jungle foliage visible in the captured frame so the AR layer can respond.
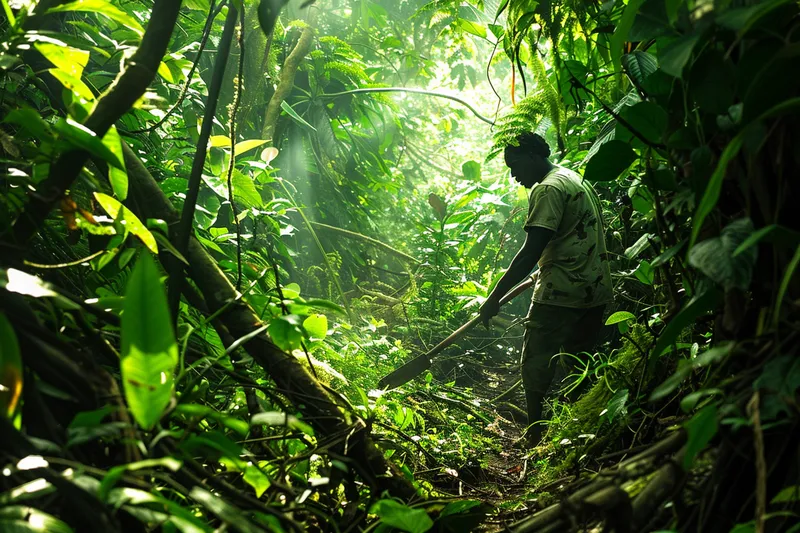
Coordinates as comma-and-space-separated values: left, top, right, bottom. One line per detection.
0, 0, 799, 532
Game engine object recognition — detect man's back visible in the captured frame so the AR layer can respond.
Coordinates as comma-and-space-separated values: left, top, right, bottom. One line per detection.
525, 166, 612, 308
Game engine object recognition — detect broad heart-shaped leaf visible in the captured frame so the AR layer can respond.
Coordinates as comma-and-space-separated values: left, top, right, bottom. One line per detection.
622, 51, 658, 85
689, 218, 756, 291
94, 193, 158, 254
683, 404, 718, 470
102, 126, 128, 200
0, 312, 23, 420
628, 0, 671, 41
606, 388, 629, 422
121, 253, 178, 430
47, 0, 145, 36
584, 140, 637, 182
54, 118, 123, 169
370, 499, 433, 533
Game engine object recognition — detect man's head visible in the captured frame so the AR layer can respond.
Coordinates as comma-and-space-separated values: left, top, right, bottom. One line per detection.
504, 133, 553, 188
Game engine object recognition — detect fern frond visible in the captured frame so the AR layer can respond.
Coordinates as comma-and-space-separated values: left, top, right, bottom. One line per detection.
324, 60, 369, 83
528, 51, 563, 137
319, 36, 360, 60
486, 89, 551, 161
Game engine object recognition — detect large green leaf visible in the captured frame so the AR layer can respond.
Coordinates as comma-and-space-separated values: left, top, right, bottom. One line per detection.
689, 50, 735, 114
54, 118, 123, 169
231, 170, 262, 209
610, 0, 646, 76
370, 499, 433, 533
0, 312, 22, 420
605, 311, 636, 326
34, 42, 89, 78
234, 139, 269, 156
658, 34, 698, 78
302, 314, 328, 341
462, 160, 481, 181
683, 404, 718, 469
0, 506, 73, 533
47, 0, 145, 36
606, 388, 629, 422
102, 126, 128, 200
94, 193, 158, 254
628, 0, 671, 41
689, 218, 756, 291
584, 140, 637, 182
190, 487, 262, 533
121, 254, 178, 430
98, 457, 182, 502
622, 51, 658, 85
280, 101, 317, 132
616, 101, 667, 146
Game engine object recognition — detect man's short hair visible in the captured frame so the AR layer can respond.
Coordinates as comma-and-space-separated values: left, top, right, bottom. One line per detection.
505, 132, 551, 159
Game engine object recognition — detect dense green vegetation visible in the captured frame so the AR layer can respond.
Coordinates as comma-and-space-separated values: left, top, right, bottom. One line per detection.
1, 0, 799, 531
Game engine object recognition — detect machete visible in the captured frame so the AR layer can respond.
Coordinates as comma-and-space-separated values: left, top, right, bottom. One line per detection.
377, 276, 535, 390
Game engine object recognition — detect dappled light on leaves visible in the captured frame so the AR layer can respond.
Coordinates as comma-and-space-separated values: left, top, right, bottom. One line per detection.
0, 0, 799, 532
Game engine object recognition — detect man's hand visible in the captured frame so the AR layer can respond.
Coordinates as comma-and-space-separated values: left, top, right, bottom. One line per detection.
479, 295, 500, 327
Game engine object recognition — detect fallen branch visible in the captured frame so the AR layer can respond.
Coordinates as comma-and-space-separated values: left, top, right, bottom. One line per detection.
511, 430, 687, 532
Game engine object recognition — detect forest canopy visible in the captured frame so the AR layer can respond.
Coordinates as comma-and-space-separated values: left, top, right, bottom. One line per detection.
0, 0, 799, 532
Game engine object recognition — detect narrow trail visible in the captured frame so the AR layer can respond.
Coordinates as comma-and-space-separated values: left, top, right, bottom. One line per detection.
425, 324, 544, 517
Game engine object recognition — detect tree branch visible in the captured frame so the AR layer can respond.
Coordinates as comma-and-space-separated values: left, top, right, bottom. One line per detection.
167, 4, 238, 319
261, 11, 317, 140
320, 87, 495, 125
9, 0, 182, 246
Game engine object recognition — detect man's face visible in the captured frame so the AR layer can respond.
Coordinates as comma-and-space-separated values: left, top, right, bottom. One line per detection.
505, 150, 547, 188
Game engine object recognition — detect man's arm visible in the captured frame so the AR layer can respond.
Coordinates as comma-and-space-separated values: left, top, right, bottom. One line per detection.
479, 226, 554, 326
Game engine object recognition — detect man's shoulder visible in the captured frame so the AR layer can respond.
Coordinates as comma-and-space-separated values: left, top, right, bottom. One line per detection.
541, 166, 582, 190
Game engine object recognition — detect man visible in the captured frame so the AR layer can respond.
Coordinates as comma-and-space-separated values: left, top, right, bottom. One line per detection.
479, 132, 612, 445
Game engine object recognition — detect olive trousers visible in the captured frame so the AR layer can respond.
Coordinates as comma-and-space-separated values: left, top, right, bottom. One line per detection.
520, 302, 606, 442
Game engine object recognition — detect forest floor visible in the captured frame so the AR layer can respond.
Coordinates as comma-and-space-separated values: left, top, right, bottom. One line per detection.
419, 326, 568, 529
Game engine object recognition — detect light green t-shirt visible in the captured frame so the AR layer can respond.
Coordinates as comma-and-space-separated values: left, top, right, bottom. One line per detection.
525, 166, 613, 308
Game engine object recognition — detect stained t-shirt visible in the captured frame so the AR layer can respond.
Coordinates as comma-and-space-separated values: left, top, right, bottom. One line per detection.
525, 166, 612, 308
